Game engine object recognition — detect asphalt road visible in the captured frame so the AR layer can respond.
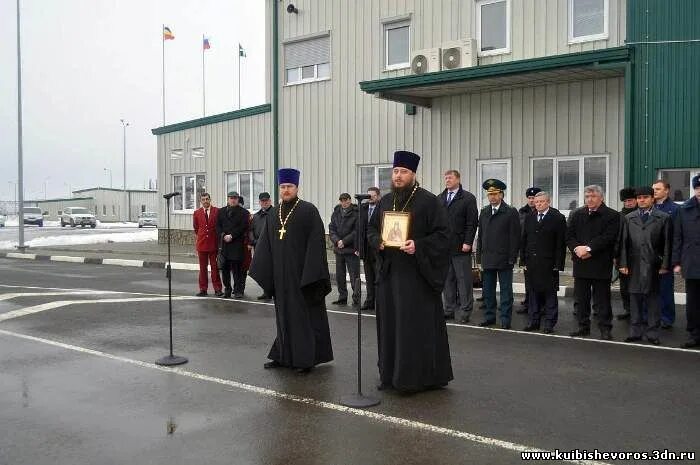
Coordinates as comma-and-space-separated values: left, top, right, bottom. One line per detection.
0, 258, 698, 465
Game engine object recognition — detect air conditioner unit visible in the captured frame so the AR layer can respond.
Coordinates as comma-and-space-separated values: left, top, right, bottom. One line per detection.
410, 48, 441, 74
440, 39, 478, 70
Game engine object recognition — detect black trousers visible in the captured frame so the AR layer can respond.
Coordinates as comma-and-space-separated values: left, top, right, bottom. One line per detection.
528, 289, 559, 329
363, 249, 377, 304
574, 277, 613, 332
687, 279, 700, 341
619, 274, 631, 314
221, 259, 245, 294
335, 252, 361, 304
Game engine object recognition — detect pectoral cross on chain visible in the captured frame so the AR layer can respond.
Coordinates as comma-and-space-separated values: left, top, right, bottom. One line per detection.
278, 227, 287, 240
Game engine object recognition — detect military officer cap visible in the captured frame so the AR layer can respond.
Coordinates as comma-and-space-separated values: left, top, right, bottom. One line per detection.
635, 186, 654, 197
693, 173, 700, 189
619, 187, 636, 201
525, 187, 542, 197
227, 191, 240, 198
482, 178, 507, 194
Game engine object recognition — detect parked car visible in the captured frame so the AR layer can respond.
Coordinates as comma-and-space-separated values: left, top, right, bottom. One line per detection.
138, 212, 158, 228
23, 207, 44, 227
61, 207, 97, 228
0, 213, 5, 227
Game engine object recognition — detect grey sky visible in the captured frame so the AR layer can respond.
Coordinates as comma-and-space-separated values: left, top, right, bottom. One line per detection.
0, 0, 266, 201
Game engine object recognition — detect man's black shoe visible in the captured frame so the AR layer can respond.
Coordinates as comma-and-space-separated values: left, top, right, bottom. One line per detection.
376, 382, 392, 391
233, 292, 244, 299
625, 336, 642, 343
543, 328, 554, 334
647, 337, 661, 346
263, 360, 282, 369
523, 324, 540, 332
444, 313, 455, 320
681, 339, 700, 349
501, 322, 511, 330
569, 328, 590, 337
196, 291, 207, 297
600, 330, 613, 341
479, 320, 496, 327
360, 301, 375, 311
661, 322, 673, 329
223, 292, 232, 299
456, 317, 470, 324
215, 290, 225, 297
257, 294, 272, 300
331, 299, 347, 305
616, 313, 630, 321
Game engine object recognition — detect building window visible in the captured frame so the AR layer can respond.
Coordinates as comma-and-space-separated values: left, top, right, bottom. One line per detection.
191, 147, 205, 159
102, 205, 107, 215
658, 168, 700, 202
172, 174, 206, 212
284, 34, 331, 85
531, 155, 608, 211
477, 159, 512, 206
384, 20, 410, 70
170, 149, 184, 159
225, 171, 264, 209
141, 205, 146, 213
476, 0, 510, 56
359, 165, 393, 194
569, 0, 608, 43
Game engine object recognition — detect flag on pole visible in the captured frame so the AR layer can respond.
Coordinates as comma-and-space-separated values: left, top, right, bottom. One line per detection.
203, 37, 211, 50
163, 26, 175, 40
239, 44, 246, 57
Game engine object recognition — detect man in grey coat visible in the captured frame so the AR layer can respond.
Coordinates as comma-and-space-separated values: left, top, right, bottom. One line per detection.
329, 193, 361, 306
618, 186, 671, 345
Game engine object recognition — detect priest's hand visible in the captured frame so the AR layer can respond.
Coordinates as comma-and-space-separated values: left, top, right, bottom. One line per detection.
400, 240, 416, 255
337, 240, 345, 249
674, 265, 682, 273
379, 242, 385, 251
224, 234, 233, 243
619, 267, 629, 275
462, 244, 471, 253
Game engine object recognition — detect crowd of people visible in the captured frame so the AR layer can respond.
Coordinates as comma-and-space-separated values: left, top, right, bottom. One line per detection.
189, 152, 700, 392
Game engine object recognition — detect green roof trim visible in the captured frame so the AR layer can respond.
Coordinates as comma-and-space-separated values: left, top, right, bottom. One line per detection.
25, 197, 94, 203
72, 187, 157, 194
359, 47, 631, 94
151, 104, 271, 135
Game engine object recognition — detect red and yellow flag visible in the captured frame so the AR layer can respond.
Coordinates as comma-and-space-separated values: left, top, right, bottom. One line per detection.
163, 26, 175, 40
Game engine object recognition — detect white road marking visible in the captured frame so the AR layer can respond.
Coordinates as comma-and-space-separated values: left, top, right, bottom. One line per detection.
0, 328, 611, 465
1, 284, 697, 354
0, 291, 119, 302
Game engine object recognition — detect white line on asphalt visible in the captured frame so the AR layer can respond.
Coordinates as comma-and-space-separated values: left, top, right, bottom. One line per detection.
0, 291, 120, 302
0, 328, 610, 465
1, 284, 698, 354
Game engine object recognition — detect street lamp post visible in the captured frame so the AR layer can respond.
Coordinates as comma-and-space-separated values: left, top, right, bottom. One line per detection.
120, 119, 129, 191
103, 168, 112, 188
16, 0, 25, 251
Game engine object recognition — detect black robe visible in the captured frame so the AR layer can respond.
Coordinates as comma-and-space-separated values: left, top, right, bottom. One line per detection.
249, 198, 333, 369
367, 186, 454, 392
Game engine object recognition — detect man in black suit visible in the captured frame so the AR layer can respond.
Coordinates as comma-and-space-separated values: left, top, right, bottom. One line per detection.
566, 185, 621, 340
216, 191, 250, 298
476, 179, 521, 329
520, 192, 566, 333
356, 187, 381, 310
517, 187, 541, 314
437, 170, 479, 323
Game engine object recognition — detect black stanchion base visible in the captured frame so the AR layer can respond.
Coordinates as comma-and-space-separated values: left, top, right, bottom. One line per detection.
155, 355, 188, 366
339, 393, 381, 408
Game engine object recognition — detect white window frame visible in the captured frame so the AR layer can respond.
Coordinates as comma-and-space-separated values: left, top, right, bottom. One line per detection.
358, 164, 393, 194
285, 63, 331, 86
568, 0, 609, 44
477, 159, 512, 206
224, 170, 265, 211
170, 148, 184, 160
475, 0, 511, 57
530, 155, 610, 214
384, 20, 411, 71
172, 173, 207, 214
191, 147, 205, 159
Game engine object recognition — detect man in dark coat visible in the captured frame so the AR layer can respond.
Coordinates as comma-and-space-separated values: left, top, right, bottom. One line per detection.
329, 193, 361, 306
566, 185, 620, 340
517, 187, 541, 313
476, 179, 521, 329
672, 173, 700, 348
216, 192, 249, 298
356, 187, 381, 311
367, 150, 453, 393
249, 168, 333, 373
250, 192, 273, 300
520, 191, 566, 333
437, 170, 479, 324
615, 187, 638, 320
652, 180, 680, 328
618, 186, 671, 345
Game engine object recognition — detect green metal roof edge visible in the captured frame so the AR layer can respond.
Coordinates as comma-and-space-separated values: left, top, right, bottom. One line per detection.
151, 103, 272, 135
359, 47, 631, 94
72, 187, 157, 194
25, 197, 94, 202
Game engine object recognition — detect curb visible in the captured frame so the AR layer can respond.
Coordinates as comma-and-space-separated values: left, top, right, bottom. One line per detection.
1, 251, 688, 304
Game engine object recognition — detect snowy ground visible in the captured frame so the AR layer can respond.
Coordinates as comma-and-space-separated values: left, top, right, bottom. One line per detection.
3, 216, 139, 229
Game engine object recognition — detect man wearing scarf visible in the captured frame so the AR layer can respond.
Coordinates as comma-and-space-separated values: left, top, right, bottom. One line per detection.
367, 150, 453, 393
249, 168, 333, 373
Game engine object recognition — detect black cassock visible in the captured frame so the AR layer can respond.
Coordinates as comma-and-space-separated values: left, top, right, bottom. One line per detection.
249, 199, 333, 369
368, 186, 454, 391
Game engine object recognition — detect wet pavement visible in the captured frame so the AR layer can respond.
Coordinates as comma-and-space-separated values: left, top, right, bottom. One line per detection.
0, 258, 698, 465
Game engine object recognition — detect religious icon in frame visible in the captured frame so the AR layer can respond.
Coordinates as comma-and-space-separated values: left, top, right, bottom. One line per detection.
381, 211, 411, 248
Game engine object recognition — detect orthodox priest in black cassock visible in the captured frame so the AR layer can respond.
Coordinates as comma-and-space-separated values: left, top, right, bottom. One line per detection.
367, 151, 454, 392
249, 168, 333, 373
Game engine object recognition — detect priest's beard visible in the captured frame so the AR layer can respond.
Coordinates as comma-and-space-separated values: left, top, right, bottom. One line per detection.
391, 182, 416, 206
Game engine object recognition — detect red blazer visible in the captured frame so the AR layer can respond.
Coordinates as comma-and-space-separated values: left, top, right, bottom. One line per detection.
193, 206, 219, 252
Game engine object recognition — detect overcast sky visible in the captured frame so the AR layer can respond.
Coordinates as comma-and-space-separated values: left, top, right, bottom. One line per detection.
0, 0, 266, 201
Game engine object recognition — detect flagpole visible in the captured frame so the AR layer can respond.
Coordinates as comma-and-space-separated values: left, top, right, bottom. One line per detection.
16, 0, 26, 251
161, 24, 165, 126
202, 35, 206, 117
238, 46, 241, 109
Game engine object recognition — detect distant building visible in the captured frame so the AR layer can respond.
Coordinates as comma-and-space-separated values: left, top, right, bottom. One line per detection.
27, 187, 158, 222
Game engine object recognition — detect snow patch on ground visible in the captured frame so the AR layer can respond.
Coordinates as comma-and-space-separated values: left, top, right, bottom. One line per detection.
0, 230, 157, 250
